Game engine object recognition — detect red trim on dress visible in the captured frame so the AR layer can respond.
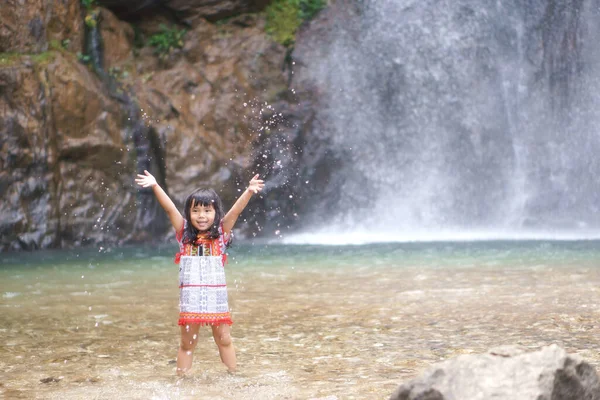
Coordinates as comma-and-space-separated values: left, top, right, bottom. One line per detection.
178, 312, 233, 326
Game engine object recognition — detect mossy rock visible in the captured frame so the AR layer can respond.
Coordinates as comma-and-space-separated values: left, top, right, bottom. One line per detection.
0, 52, 58, 67
265, 0, 327, 46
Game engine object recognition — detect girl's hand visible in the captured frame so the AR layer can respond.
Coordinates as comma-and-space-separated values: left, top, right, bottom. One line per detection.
135, 170, 157, 188
247, 174, 265, 194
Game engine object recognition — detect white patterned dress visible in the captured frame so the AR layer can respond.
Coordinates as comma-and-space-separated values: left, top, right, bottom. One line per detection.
175, 221, 232, 326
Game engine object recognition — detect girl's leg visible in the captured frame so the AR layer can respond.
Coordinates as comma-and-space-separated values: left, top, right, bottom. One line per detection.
211, 323, 236, 372
177, 324, 201, 376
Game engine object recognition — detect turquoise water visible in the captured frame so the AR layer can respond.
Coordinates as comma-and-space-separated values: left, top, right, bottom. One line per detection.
2, 240, 600, 399
2, 240, 600, 270
240, 240, 600, 268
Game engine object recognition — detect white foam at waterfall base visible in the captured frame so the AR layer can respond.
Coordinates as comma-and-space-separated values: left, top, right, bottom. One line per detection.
281, 228, 600, 245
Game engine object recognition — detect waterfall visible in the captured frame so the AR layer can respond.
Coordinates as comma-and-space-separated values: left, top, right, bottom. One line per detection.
289, 0, 600, 242
84, 11, 105, 74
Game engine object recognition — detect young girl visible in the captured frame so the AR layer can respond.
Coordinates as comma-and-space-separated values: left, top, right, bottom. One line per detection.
135, 170, 264, 375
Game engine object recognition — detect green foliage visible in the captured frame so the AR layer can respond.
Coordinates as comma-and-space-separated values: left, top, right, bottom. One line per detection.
265, 0, 300, 46
0, 52, 55, 66
31, 52, 55, 64
147, 24, 186, 58
108, 66, 129, 80
77, 52, 91, 64
299, 0, 327, 19
48, 39, 62, 50
82, 0, 95, 12
0, 53, 22, 65
265, 0, 327, 46
84, 13, 98, 28
48, 39, 70, 52
82, 0, 98, 29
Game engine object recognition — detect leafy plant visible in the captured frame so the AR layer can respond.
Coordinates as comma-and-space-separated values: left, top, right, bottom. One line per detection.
84, 13, 98, 28
299, 0, 326, 20
265, 0, 301, 46
147, 24, 187, 58
265, 0, 327, 46
77, 52, 91, 64
82, 0, 95, 12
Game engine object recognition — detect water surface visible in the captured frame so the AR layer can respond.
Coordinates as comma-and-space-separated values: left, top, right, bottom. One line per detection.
2, 241, 600, 399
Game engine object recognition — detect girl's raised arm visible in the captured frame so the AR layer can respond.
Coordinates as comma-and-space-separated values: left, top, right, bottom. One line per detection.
135, 170, 184, 232
222, 174, 264, 235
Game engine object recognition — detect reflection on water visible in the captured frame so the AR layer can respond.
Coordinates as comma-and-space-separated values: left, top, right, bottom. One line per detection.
1, 241, 600, 399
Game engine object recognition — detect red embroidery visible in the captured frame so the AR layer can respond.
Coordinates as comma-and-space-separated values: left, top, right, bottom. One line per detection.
178, 312, 233, 326
174, 221, 230, 265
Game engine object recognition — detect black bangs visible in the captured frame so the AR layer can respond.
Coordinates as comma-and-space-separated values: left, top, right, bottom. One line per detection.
182, 188, 225, 242
189, 190, 219, 209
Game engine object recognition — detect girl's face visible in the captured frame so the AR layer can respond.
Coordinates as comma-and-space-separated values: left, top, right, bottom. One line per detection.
190, 201, 216, 232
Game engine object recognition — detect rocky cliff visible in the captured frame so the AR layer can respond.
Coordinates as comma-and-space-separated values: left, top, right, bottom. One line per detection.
0, 0, 315, 251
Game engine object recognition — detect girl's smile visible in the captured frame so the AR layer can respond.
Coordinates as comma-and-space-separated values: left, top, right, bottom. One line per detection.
190, 203, 216, 231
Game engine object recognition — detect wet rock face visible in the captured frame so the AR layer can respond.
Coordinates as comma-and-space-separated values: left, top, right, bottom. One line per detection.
127, 12, 288, 207
1, 1, 290, 251
0, 52, 140, 251
390, 345, 600, 400
96, 0, 164, 19
97, 0, 270, 21
98, 8, 135, 69
165, 0, 271, 22
0, 61, 55, 250
0, 0, 84, 53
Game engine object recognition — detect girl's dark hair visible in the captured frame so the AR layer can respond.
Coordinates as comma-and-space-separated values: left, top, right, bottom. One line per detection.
182, 188, 224, 243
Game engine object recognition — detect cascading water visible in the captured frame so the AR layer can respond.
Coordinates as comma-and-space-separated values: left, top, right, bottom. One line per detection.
287, 0, 600, 242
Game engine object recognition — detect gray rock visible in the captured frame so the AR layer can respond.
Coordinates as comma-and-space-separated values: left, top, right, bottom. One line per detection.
390, 345, 600, 400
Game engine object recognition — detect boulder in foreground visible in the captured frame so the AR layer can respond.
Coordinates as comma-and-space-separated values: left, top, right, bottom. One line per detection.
391, 344, 600, 400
